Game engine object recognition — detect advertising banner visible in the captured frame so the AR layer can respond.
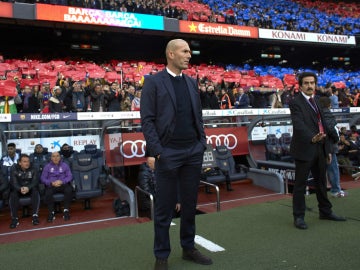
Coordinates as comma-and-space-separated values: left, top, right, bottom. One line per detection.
36, 4, 164, 30
259, 28, 356, 45
179, 20, 258, 39
104, 126, 249, 167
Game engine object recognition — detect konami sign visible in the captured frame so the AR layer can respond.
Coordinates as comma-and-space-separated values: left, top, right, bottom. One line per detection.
259, 28, 356, 45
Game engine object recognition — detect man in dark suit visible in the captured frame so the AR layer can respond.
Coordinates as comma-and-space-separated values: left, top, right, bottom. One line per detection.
141, 39, 212, 270
289, 72, 346, 230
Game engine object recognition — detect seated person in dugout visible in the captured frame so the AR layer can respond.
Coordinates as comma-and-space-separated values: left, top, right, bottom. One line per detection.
41, 151, 73, 222
9, 154, 40, 229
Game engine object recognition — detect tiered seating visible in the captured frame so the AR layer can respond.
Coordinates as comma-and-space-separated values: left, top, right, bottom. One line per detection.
202, 0, 360, 35
0, 58, 359, 98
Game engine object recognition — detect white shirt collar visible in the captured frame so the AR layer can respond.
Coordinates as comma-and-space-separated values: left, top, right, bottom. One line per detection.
166, 67, 182, 78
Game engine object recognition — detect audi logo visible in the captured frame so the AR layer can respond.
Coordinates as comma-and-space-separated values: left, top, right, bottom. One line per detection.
120, 140, 146, 158
119, 134, 238, 158
206, 134, 238, 150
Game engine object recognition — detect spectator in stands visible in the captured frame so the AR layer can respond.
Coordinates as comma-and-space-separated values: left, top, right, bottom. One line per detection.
29, 144, 51, 173
127, 85, 136, 101
9, 154, 40, 229
105, 81, 122, 111
65, 80, 89, 112
281, 85, 295, 108
41, 151, 73, 222
344, 133, 360, 165
89, 83, 106, 112
199, 84, 211, 109
289, 71, 345, 230
59, 77, 72, 112
40, 82, 51, 108
0, 95, 21, 114
235, 87, 250, 124
250, 90, 273, 108
1, 143, 20, 181
349, 125, 359, 139
120, 91, 131, 112
318, 96, 346, 197
330, 88, 340, 109
131, 89, 142, 127
338, 88, 352, 107
207, 85, 221, 110
234, 87, 249, 109
337, 134, 354, 175
19, 85, 41, 113
49, 86, 64, 113
339, 126, 349, 138
119, 3, 127, 12
140, 39, 212, 270
219, 88, 232, 109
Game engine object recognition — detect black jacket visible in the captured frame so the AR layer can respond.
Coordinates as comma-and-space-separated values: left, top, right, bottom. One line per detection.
10, 164, 39, 192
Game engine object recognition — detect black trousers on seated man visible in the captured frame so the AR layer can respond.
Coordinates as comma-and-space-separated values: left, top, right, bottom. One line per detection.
154, 141, 203, 259
44, 183, 73, 212
9, 188, 40, 218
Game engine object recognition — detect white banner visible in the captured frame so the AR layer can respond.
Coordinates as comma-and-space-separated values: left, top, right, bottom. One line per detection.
259, 28, 356, 45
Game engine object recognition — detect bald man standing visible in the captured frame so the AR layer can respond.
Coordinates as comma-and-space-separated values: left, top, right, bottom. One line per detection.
141, 39, 212, 270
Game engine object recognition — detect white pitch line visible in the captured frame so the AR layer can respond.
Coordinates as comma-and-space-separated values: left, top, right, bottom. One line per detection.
195, 235, 225, 252
198, 193, 283, 207
170, 222, 225, 253
0, 216, 126, 237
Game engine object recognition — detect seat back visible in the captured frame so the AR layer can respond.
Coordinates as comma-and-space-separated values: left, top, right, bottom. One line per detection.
72, 154, 100, 193
80, 144, 104, 168
265, 134, 282, 160
280, 133, 292, 153
214, 145, 236, 174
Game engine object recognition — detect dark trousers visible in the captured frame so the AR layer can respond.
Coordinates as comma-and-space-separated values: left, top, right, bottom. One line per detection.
154, 141, 204, 259
293, 143, 332, 219
44, 183, 73, 212
9, 189, 40, 218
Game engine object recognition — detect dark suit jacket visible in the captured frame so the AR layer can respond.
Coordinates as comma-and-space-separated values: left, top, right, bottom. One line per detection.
140, 69, 206, 157
289, 93, 330, 161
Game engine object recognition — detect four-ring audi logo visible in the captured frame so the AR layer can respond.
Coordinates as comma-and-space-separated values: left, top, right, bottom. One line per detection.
120, 140, 146, 158
206, 134, 238, 150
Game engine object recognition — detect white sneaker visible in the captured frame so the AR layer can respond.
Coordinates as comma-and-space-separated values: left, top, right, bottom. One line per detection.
338, 190, 348, 197
351, 172, 360, 179
331, 190, 348, 198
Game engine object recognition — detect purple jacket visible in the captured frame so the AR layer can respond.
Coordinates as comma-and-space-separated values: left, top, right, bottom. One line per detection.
41, 160, 72, 187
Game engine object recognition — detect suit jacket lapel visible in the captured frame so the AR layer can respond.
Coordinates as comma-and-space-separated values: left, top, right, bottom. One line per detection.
184, 75, 198, 114
160, 70, 177, 110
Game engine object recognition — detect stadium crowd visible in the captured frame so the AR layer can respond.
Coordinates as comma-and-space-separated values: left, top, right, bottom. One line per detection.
0, 58, 359, 114
0, 0, 359, 35
0, 0, 359, 113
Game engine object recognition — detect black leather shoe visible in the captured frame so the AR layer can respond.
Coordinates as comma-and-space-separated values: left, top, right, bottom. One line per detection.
294, 217, 308, 230
154, 258, 168, 270
319, 213, 346, 221
182, 248, 213, 265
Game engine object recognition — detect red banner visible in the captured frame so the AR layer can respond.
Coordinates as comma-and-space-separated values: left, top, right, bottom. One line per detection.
104, 127, 248, 167
0, 2, 13, 18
